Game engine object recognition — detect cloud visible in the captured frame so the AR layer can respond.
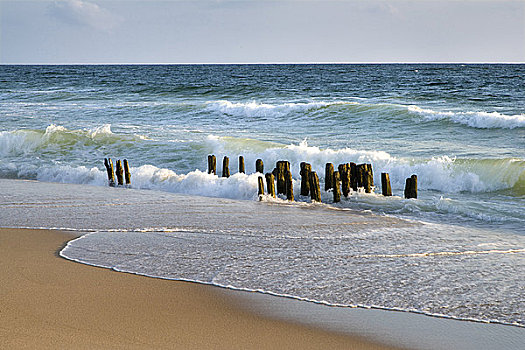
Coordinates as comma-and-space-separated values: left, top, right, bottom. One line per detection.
49, 0, 122, 32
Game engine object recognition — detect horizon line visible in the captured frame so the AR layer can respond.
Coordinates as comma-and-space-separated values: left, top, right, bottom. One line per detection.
1, 61, 524, 65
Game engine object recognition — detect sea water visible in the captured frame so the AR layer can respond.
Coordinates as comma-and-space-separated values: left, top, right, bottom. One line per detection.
0, 64, 524, 327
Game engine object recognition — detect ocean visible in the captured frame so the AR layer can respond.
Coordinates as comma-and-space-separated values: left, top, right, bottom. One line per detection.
1, 64, 524, 328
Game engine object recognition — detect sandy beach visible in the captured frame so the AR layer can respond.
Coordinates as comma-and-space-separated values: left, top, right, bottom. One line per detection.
0, 228, 402, 349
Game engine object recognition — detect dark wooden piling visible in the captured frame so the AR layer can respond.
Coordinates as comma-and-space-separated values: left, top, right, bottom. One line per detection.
274, 161, 289, 195
325, 163, 334, 191
381, 172, 392, 196
115, 159, 124, 186
123, 159, 131, 186
300, 162, 311, 196
256, 159, 264, 174
222, 156, 230, 178
357, 164, 366, 189
367, 164, 374, 188
265, 173, 276, 198
404, 174, 418, 199
338, 164, 351, 197
239, 156, 245, 174
258, 176, 265, 200
363, 164, 372, 193
104, 158, 115, 187
309, 171, 321, 202
208, 155, 216, 175
285, 171, 294, 201
350, 162, 358, 191
333, 171, 341, 203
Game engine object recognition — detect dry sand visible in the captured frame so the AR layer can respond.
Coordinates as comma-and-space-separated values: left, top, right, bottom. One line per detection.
0, 228, 403, 349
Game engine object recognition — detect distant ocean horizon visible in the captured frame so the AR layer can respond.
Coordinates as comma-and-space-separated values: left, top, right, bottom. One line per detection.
1, 63, 524, 327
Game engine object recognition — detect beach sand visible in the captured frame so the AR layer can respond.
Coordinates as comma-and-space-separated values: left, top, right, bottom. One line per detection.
0, 228, 402, 349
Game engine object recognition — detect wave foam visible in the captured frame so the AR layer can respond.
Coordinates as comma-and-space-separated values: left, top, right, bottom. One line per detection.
408, 106, 525, 129
206, 137, 525, 195
205, 100, 347, 118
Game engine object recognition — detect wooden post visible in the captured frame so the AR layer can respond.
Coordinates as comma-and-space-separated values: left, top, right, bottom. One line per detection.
405, 175, 417, 198
381, 173, 392, 196
363, 164, 372, 193
285, 171, 294, 201
309, 171, 321, 202
222, 156, 230, 178
404, 174, 418, 199
357, 164, 366, 188
115, 159, 124, 186
300, 162, 311, 196
123, 159, 131, 186
367, 164, 374, 188
350, 162, 358, 191
338, 164, 350, 197
265, 173, 276, 198
412, 174, 418, 199
258, 176, 265, 198
239, 156, 245, 174
256, 159, 264, 174
275, 161, 289, 195
208, 155, 216, 175
333, 171, 341, 203
325, 163, 334, 191
104, 158, 115, 187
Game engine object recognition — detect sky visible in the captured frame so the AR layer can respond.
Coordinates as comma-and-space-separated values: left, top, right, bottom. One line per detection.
1, 0, 524, 64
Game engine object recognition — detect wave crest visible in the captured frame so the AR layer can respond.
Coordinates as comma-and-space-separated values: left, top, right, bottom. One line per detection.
408, 106, 525, 129
0, 124, 144, 156
205, 100, 348, 118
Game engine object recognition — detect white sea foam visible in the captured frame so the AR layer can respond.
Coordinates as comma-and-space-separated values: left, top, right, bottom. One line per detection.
131, 165, 261, 200
408, 106, 525, 129
205, 100, 348, 118
205, 137, 525, 194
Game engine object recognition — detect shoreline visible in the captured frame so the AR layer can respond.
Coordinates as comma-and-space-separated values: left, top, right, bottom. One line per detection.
0, 227, 403, 349
1, 179, 524, 349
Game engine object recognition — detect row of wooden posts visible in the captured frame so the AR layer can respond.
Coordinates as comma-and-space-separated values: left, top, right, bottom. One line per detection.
103, 158, 131, 187
207, 155, 418, 202
101, 155, 418, 201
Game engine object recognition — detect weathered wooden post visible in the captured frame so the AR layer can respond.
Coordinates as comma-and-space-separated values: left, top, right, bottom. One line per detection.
338, 164, 350, 197
285, 171, 294, 201
123, 159, 131, 186
300, 162, 311, 196
325, 163, 334, 191
367, 164, 374, 188
208, 155, 216, 175
363, 164, 372, 193
256, 159, 264, 174
381, 172, 392, 196
115, 159, 124, 186
309, 171, 321, 202
357, 164, 366, 188
404, 174, 418, 199
222, 156, 230, 178
274, 161, 289, 195
104, 158, 115, 187
350, 162, 358, 191
258, 176, 265, 198
239, 156, 245, 174
333, 171, 341, 203
265, 173, 276, 198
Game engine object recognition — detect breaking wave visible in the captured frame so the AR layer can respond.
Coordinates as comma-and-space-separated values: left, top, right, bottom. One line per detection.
408, 106, 525, 129
0, 124, 147, 156
203, 99, 525, 130
204, 100, 350, 118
